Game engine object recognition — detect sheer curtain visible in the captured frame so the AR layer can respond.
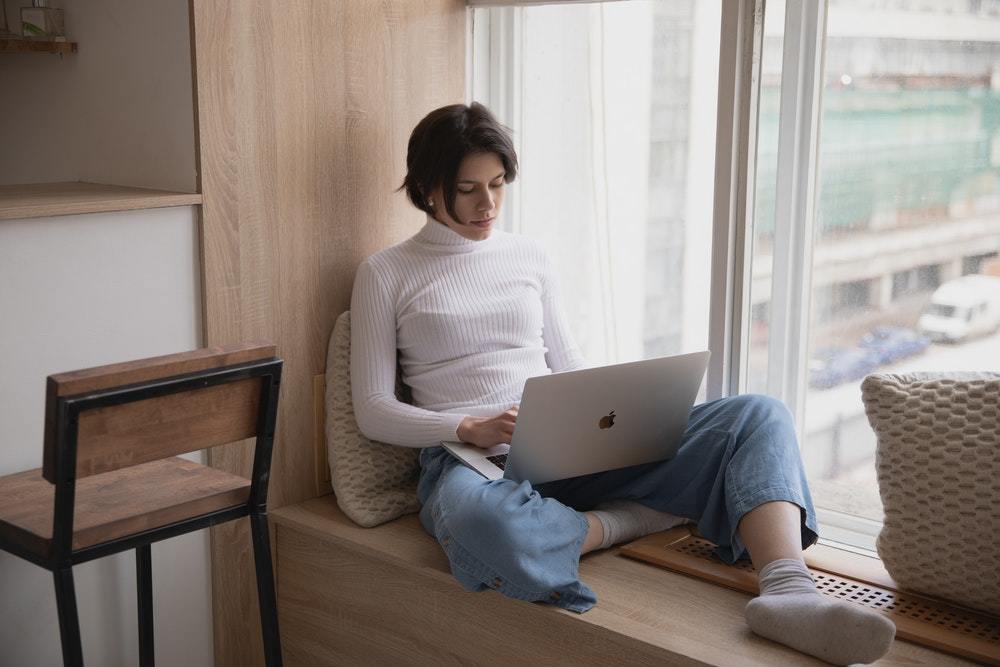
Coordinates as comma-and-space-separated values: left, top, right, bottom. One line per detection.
473, 1, 719, 366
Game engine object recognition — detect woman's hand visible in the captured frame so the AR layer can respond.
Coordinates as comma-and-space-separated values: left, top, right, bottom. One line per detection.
457, 407, 519, 449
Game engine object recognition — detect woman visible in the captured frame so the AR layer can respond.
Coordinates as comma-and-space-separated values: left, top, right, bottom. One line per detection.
350, 103, 895, 665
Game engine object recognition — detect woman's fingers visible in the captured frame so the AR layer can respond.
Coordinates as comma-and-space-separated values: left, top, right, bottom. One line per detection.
459, 409, 518, 448
499, 407, 517, 440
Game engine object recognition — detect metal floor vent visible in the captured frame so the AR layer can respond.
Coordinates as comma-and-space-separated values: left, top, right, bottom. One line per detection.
621, 529, 1000, 665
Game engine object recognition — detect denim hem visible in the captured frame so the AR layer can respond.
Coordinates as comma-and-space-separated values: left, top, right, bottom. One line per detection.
439, 525, 540, 600
722, 485, 819, 564
558, 595, 597, 614
436, 505, 596, 610
558, 510, 596, 613
568, 509, 589, 558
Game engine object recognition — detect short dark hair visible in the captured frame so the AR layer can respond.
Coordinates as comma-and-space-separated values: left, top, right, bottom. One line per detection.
401, 102, 518, 223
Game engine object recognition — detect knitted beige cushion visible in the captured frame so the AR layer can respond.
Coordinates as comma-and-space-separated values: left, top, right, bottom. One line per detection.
325, 311, 420, 528
861, 372, 1000, 616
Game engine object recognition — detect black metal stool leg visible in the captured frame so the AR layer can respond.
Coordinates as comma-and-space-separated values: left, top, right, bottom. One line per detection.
136, 544, 154, 667
53, 567, 84, 667
250, 512, 282, 667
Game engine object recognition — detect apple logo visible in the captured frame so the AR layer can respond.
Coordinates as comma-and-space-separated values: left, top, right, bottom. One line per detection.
598, 410, 616, 430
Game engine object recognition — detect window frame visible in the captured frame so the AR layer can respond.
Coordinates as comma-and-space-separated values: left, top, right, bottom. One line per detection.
467, 0, 883, 555
760, 0, 826, 427
707, 0, 761, 402
468, 0, 761, 403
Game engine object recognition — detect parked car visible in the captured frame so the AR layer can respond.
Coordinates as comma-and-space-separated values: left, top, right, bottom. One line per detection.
859, 325, 930, 364
808, 346, 881, 389
918, 274, 1000, 343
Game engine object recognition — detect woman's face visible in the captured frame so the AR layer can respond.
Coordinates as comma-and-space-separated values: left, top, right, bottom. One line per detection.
430, 152, 506, 241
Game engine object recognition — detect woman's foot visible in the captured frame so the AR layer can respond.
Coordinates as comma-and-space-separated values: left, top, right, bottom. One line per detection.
745, 559, 896, 665
590, 500, 688, 550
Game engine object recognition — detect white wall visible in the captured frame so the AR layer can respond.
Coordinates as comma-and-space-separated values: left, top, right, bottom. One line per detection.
0, 206, 213, 666
0, 0, 197, 192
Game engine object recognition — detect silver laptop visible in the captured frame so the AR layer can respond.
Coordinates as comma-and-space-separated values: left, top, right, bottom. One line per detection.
441, 350, 710, 484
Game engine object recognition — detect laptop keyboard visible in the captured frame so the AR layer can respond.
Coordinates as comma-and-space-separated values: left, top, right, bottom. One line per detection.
486, 454, 508, 470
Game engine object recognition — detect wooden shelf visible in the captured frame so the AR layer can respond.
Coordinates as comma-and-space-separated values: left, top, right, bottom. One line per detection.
0, 38, 77, 54
0, 182, 202, 221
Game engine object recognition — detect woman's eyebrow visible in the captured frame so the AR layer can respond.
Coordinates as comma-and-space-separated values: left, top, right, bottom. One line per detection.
457, 172, 505, 184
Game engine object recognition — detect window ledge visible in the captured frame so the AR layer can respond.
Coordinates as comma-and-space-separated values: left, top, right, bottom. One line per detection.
273, 496, 973, 666
623, 526, 996, 665
807, 539, 897, 590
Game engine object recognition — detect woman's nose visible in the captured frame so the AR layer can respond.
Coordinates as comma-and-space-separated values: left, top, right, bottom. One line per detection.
478, 190, 495, 211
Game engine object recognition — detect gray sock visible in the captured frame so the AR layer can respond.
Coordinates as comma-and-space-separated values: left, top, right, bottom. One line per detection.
591, 500, 688, 550
745, 558, 896, 665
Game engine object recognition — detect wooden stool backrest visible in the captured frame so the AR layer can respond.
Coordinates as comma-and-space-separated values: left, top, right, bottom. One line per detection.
42, 343, 277, 482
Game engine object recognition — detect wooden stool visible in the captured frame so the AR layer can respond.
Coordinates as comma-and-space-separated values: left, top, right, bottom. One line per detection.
0, 343, 283, 666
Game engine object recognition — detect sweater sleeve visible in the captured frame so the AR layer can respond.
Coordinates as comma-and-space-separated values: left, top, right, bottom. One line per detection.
350, 259, 467, 447
540, 252, 588, 373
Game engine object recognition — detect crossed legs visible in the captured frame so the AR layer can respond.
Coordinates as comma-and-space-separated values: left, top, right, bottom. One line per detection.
422, 394, 896, 664
574, 395, 896, 666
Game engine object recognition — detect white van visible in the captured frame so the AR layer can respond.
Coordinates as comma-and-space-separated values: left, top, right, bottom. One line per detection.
918, 275, 1000, 343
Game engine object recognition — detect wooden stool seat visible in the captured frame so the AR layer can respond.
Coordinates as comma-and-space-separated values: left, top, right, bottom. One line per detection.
0, 458, 251, 559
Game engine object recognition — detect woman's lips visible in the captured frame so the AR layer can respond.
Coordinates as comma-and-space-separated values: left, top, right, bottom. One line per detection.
470, 218, 494, 228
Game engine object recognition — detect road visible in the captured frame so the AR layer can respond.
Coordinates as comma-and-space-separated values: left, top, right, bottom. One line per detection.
805, 331, 1000, 433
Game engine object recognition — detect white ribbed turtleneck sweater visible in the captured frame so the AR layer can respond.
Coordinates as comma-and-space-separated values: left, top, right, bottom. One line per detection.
350, 217, 587, 447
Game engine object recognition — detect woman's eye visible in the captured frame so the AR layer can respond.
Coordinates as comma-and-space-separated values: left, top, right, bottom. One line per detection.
458, 188, 474, 194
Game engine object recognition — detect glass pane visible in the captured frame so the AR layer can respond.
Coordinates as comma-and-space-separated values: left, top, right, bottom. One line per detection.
747, 0, 786, 396
751, 0, 1000, 534
472, 0, 721, 367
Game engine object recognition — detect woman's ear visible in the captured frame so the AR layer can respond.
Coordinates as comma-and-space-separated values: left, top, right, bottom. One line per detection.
419, 185, 433, 208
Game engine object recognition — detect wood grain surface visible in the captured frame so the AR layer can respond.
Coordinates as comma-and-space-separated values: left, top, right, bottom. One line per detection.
0, 182, 201, 220
43, 342, 274, 482
72, 377, 262, 479
0, 457, 249, 556
191, 1, 465, 663
313, 374, 330, 497
272, 497, 974, 667
47, 342, 275, 397
621, 530, 999, 666
0, 38, 78, 55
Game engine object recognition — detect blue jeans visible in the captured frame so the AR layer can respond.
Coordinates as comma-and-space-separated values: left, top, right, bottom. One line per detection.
417, 394, 819, 613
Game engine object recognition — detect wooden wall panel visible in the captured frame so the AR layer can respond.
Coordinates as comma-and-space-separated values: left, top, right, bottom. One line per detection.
191, 1, 466, 663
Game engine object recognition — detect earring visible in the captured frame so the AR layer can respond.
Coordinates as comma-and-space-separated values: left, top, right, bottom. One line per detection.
428, 198, 435, 208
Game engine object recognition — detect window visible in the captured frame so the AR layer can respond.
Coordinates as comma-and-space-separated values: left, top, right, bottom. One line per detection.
962, 251, 999, 275
469, 0, 722, 368
891, 263, 941, 300
472, 0, 1000, 552
749, 0, 1000, 548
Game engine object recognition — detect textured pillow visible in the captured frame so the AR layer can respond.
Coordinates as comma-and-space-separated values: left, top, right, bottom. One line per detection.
861, 372, 1000, 615
325, 310, 420, 528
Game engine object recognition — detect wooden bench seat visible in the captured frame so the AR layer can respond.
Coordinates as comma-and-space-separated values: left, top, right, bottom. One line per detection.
271, 496, 972, 666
